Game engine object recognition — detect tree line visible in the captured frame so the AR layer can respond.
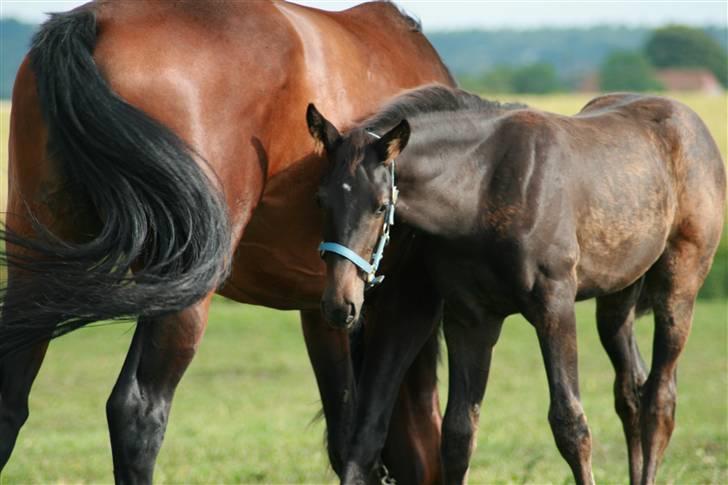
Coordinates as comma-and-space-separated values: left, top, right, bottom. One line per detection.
459, 26, 727, 93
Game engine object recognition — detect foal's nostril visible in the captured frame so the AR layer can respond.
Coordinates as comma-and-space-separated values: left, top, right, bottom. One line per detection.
346, 302, 356, 324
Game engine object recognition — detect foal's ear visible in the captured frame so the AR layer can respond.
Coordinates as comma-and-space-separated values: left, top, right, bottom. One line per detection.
375, 119, 410, 166
306, 103, 341, 154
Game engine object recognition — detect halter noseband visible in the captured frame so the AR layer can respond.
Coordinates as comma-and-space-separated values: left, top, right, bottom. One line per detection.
318, 131, 398, 288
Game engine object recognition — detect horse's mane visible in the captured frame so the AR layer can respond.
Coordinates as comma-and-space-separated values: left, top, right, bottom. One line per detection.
362, 85, 527, 133
387, 1, 422, 32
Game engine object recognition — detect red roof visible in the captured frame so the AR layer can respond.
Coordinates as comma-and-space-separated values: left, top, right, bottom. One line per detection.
656, 68, 723, 93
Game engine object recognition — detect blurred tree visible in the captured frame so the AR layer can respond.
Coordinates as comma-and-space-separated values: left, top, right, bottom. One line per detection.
479, 65, 516, 93
645, 25, 728, 86
511, 63, 561, 93
599, 50, 663, 91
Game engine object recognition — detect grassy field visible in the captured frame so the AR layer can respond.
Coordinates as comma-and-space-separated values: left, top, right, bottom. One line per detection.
0, 298, 725, 483
0, 93, 726, 483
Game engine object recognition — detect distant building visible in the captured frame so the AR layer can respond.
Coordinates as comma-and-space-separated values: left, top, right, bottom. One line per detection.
578, 72, 600, 93
655, 68, 723, 94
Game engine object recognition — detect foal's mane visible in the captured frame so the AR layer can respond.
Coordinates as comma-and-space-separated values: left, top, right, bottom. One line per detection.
362, 85, 527, 133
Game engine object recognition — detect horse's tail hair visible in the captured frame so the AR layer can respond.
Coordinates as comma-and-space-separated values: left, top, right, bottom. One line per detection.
0, 9, 232, 357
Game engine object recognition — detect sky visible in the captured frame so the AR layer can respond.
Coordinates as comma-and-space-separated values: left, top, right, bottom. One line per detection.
0, 1, 726, 30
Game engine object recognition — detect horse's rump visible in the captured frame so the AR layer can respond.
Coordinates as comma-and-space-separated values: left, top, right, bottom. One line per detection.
1, 8, 232, 356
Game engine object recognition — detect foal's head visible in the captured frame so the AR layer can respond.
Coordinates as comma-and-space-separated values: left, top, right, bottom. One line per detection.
306, 104, 410, 328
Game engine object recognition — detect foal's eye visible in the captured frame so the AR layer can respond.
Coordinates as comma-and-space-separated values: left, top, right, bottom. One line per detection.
375, 203, 387, 215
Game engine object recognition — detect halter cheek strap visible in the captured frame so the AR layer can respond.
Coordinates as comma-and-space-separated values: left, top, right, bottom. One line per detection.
318, 130, 397, 288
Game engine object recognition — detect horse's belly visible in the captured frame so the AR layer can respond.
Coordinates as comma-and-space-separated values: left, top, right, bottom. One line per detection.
218, 161, 326, 310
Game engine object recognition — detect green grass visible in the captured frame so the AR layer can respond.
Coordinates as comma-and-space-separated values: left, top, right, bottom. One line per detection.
1, 298, 726, 483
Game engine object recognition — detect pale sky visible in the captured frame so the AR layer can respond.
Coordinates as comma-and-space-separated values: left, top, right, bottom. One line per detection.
0, 1, 726, 30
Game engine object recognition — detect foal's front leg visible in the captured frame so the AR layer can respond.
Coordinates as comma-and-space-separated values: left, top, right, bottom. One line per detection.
441, 308, 504, 485
342, 273, 442, 485
527, 278, 594, 485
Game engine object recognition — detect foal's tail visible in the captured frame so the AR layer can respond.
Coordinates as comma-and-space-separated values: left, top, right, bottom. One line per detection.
0, 9, 232, 356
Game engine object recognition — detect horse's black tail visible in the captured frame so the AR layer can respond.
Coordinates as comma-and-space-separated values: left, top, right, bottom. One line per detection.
0, 9, 232, 356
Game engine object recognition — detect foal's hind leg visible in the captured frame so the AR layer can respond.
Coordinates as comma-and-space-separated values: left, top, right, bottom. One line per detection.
441, 308, 504, 485
640, 241, 706, 484
106, 294, 213, 484
596, 282, 648, 484
527, 278, 594, 485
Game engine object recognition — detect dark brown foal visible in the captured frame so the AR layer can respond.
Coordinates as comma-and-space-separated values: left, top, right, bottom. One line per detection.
310, 85, 725, 484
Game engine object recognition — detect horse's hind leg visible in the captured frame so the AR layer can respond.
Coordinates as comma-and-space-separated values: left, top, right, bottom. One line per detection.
640, 239, 708, 484
0, 332, 49, 469
106, 294, 213, 484
441, 308, 504, 485
596, 282, 648, 484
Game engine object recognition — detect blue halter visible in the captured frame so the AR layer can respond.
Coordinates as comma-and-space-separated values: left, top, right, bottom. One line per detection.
318, 131, 398, 288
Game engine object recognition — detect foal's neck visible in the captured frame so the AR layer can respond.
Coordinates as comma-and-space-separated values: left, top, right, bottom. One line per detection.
394, 113, 499, 237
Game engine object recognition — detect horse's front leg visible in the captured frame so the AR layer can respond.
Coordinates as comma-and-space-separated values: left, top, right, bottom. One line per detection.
441, 307, 504, 485
106, 293, 213, 485
342, 268, 442, 485
527, 277, 594, 485
301, 309, 356, 475
380, 326, 443, 485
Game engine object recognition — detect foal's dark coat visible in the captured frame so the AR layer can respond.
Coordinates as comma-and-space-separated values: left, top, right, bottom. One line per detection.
310, 85, 726, 485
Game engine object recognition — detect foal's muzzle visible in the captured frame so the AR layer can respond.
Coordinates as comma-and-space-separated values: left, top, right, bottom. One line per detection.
321, 298, 358, 329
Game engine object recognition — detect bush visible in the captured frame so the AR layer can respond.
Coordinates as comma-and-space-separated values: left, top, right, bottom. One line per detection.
464, 63, 561, 94
646, 25, 728, 86
480, 65, 516, 93
599, 50, 663, 91
511, 63, 561, 94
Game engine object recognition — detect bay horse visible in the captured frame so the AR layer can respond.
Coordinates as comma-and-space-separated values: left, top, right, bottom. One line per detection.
0, 1, 456, 483
308, 85, 725, 484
